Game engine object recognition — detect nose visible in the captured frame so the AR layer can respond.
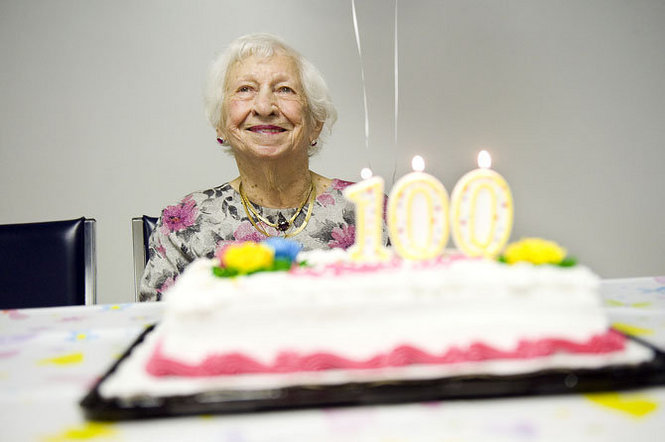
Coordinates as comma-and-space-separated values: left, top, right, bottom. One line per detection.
253, 88, 277, 116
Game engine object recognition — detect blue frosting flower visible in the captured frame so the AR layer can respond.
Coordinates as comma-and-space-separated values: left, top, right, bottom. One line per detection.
262, 237, 303, 262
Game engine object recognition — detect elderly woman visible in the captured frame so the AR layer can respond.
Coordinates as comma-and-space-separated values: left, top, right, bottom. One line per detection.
140, 33, 385, 301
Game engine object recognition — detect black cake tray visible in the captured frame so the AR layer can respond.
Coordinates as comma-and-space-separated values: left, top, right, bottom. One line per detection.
80, 325, 665, 421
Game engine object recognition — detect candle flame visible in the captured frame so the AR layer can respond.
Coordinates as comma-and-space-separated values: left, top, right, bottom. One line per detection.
360, 167, 373, 180
411, 155, 425, 172
477, 150, 492, 169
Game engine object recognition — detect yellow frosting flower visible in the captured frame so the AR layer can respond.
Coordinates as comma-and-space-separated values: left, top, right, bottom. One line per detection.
222, 242, 274, 274
502, 238, 567, 265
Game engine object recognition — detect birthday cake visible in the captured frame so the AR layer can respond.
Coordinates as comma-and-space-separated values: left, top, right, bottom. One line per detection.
97, 238, 653, 404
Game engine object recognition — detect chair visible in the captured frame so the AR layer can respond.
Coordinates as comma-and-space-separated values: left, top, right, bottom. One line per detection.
0, 217, 97, 309
132, 215, 158, 301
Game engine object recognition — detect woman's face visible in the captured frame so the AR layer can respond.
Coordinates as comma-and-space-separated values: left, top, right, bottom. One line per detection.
220, 54, 322, 161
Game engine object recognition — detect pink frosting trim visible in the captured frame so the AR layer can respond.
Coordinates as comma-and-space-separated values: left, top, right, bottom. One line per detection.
145, 330, 626, 377
292, 253, 476, 277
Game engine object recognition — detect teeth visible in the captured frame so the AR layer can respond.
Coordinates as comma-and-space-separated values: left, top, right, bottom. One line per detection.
251, 127, 284, 133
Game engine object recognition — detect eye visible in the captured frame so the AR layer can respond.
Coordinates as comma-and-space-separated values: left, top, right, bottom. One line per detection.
236, 85, 253, 93
277, 86, 295, 94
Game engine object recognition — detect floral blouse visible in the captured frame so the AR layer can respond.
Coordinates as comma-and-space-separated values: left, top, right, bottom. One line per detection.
139, 179, 388, 301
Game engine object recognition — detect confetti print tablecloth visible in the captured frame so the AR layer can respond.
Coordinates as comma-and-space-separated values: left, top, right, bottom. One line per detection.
1, 277, 664, 441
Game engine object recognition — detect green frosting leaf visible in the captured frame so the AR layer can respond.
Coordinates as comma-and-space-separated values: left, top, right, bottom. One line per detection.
212, 266, 239, 278
559, 256, 578, 267
272, 258, 292, 271
212, 258, 299, 279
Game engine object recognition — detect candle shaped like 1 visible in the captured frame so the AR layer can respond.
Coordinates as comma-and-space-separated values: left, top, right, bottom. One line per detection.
343, 168, 391, 261
450, 150, 514, 258
387, 156, 450, 260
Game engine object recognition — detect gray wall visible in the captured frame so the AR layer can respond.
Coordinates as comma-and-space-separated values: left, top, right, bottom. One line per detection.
1, 0, 664, 304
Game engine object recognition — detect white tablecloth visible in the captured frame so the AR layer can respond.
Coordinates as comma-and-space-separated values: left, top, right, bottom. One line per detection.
1, 277, 664, 441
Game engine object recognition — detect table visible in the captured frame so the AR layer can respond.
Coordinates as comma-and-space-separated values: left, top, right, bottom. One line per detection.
2, 277, 664, 441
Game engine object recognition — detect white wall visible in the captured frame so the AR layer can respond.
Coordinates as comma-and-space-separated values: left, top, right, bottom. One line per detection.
1, 0, 664, 304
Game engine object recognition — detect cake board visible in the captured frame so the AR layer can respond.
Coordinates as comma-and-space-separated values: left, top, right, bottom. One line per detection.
80, 324, 665, 421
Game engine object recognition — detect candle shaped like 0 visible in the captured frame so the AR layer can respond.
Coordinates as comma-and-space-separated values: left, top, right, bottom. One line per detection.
450, 150, 513, 258
387, 156, 449, 260
343, 168, 391, 262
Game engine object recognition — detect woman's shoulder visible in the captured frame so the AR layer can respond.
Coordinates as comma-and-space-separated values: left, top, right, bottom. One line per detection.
310, 178, 357, 212
156, 182, 242, 237
158, 183, 238, 220
184, 182, 236, 203
328, 178, 356, 190
318, 176, 356, 194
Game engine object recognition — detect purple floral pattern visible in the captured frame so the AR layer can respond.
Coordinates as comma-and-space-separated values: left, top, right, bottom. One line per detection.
316, 193, 335, 207
156, 243, 167, 258
233, 221, 274, 242
161, 196, 198, 234
331, 179, 354, 191
139, 179, 389, 301
156, 276, 175, 299
328, 224, 356, 250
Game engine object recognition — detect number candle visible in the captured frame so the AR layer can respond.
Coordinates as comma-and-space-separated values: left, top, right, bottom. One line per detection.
450, 150, 513, 258
387, 156, 450, 260
343, 168, 391, 261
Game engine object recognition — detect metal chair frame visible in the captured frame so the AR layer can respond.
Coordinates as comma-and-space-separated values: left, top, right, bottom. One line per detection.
131, 216, 157, 302
84, 218, 97, 304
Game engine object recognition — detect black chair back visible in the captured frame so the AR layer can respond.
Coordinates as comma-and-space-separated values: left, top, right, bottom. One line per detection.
0, 217, 96, 309
132, 215, 158, 301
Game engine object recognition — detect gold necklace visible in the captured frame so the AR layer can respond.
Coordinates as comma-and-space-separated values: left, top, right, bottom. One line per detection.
243, 183, 312, 230
239, 180, 315, 238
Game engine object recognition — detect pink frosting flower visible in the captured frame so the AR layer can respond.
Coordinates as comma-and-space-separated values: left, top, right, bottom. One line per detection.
328, 224, 356, 250
161, 196, 197, 234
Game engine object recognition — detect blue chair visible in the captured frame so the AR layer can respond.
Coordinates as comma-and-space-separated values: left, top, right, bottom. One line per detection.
0, 217, 97, 309
132, 215, 158, 301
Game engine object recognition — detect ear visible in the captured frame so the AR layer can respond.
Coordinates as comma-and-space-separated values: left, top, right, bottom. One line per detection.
216, 126, 226, 140
310, 119, 324, 142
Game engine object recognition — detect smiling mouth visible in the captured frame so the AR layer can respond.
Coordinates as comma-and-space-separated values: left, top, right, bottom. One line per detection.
248, 125, 286, 134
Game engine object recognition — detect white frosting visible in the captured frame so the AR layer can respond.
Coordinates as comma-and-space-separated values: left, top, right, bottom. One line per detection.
99, 250, 651, 401
100, 326, 652, 398
157, 253, 605, 364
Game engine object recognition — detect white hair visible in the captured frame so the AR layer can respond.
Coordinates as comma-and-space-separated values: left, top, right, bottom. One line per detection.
204, 33, 337, 154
